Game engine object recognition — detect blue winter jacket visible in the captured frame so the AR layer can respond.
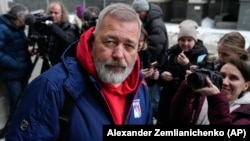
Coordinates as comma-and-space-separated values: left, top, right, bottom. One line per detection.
5, 41, 153, 141
0, 15, 32, 81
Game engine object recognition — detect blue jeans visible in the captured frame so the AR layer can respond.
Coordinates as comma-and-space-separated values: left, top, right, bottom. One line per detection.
5, 81, 22, 115
149, 84, 162, 119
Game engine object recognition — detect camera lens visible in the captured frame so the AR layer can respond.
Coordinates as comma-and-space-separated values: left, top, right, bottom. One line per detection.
186, 72, 207, 89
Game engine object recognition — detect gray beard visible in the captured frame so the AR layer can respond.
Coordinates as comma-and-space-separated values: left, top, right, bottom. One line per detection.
93, 58, 135, 84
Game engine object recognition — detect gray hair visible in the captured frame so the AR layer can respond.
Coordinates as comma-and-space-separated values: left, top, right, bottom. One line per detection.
6, 3, 28, 20
93, 3, 142, 35
47, 1, 69, 23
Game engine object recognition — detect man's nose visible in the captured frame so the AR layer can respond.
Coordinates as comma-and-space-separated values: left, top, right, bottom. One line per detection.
112, 45, 124, 59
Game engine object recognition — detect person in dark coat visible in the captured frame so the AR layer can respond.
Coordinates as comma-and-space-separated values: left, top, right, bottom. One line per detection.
0, 4, 32, 115
156, 19, 208, 125
32, 1, 79, 72
138, 26, 160, 118
132, 0, 168, 69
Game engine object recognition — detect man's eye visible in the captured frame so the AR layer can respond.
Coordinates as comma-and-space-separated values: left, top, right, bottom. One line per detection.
126, 44, 134, 49
125, 44, 136, 51
105, 40, 116, 46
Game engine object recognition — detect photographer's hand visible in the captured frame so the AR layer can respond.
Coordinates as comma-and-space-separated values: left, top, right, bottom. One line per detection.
189, 65, 198, 71
185, 70, 193, 80
194, 77, 220, 96
185, 65, 198, 80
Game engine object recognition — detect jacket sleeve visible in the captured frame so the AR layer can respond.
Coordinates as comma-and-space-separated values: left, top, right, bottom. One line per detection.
49, 23, 79, 45
207, 92, 232, 124
0, 26, 25, 70
169, 80, 196, 124
5, 76, 63, 140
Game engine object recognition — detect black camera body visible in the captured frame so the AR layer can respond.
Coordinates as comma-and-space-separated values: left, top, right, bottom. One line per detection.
186, 54, 222, 90
25, 9, 52, 26
30, 9, 52, 23
25, 9, 52, 50
34, 13, 52, 22
186, 68, 222, 90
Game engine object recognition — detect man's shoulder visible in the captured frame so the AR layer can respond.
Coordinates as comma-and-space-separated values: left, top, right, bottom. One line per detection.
39, 64, 68, 84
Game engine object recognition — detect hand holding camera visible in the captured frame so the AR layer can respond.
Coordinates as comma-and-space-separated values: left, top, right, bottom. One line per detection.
192, 77, 221, 96
186, 53, 222, 90
186, 68, 222, 90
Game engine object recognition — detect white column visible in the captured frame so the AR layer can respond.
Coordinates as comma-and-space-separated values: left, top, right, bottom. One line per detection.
0, 0, 9, 14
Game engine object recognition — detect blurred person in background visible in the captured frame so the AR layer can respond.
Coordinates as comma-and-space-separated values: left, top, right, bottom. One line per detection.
76, 4, 85, 20
132, 0, 168, 70
72, 4, 85, 35
31, 1, 79, 72
0, 3, 32, 116
81, 6, 100, 33
86, 6, 100, 18
138, 26, 160, 119
216, 32, 250, 65
156, 19, 208, 125
138, 26, 151, 71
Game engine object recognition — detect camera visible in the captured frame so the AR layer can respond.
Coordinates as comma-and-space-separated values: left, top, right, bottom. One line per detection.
25, 9, 52, 26
34, 13, 52, 22
186, 54, 222, 90
25, 9, 52, 53
30, 9, 52, 23
186, 68, 222, 90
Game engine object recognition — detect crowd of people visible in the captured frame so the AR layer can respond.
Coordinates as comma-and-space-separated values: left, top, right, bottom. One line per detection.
1, 0, 250, 140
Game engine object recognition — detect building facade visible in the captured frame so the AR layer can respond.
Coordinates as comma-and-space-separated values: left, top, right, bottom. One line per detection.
5, 0, 250, 31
